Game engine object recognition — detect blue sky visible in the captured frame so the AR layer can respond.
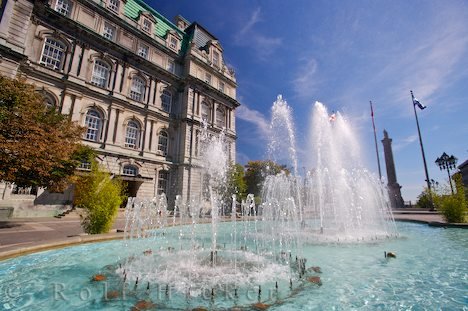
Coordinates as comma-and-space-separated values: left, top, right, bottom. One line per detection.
151, 0, 468, 202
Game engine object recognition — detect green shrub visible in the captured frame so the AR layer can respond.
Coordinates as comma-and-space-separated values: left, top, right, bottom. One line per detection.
74, 162, 125, 234
437, 175, 467, 223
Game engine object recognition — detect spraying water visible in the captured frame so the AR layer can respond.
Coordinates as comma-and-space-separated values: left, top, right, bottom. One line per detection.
262, 97, 397, 243
119, 95, 398, 308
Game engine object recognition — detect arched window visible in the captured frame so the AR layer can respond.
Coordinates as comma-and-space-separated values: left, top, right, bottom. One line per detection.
40, 38, 66, 70
161, 89, 172, 112
122, 165, 138, 176
216, 106, 226, 128
37, 90, 57, 109
129, 76, 145, 102
125, 120, 140, 149
91, 59, 111, 88
55, 0, 73, 17
84, 109, 103, 141
201, 101, 210, 121
43, 92, 56, 109
157, 170, 168, 195
158, 130, 168, 155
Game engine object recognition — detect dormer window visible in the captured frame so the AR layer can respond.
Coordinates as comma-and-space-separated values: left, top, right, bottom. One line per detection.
142, 18, 152, 33
139, 12, 157, 37
213, 51, 220, 67
107, 0, 119, 13
169, 37, 178, 50
165, 30, 181, 52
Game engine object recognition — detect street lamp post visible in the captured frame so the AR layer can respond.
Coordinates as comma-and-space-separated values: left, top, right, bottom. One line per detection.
435, 152, 458, 195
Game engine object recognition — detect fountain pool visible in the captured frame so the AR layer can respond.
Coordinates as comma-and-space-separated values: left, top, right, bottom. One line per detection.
0, 221, 467, 310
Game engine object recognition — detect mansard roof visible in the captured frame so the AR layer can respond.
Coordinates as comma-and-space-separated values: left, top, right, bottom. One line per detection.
124, 0, 185, 39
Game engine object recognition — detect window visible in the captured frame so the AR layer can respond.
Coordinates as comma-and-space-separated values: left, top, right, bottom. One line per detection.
216, 107, 226, 128
204, 73, 211, 85
125, 120, 140, 149
169, 37, 178, 50
201, 101, 210, 121
158, 130, 168, 155
84, 109, 102, 141
157, 171, 168, 195
40, 38, 65, 70
142, 18, 152, 33
188, 88, 194, 106
213, 51, 220, 67
91, 60, 110, 88
218, 81, 225, 93
129, 76, 145, 102
78, 161, 91, 170
195, 130, 200, 156
123, 165, 138, 176
103, 23, 116, 41
55, 0, 73, 17
166, 59, 175, 74
161, 89, 172, 112
107, 0, 119, 13
137, 44, 149, 59
42, 92, 57, 109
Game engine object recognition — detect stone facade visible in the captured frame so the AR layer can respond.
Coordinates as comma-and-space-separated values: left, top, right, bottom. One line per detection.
458, 159, 468, 190
0, 0, 239, 215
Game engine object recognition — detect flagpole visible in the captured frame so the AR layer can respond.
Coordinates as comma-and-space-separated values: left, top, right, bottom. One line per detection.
411, 90, 433, 208
370, 101, 382, 180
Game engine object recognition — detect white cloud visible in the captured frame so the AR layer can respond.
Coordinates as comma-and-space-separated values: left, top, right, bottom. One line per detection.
292, 58, 320, 99
233, 7, 282, 60
236, 105, 271, 140
393, 134, 418, 151
377, 9, 468, 110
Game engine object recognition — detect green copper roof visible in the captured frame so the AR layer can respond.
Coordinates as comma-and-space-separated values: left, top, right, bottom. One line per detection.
124, 0, 185, 42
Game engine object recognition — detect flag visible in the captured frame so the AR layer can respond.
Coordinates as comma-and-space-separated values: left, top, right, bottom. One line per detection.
413, 98, 426, 110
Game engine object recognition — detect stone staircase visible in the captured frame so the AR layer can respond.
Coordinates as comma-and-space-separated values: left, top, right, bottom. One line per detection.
54, 207, 81, 219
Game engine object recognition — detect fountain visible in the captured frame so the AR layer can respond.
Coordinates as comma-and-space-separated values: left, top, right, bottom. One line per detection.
2, 95, 466, 310
263, 96, 397, 243
116, 95, 398, 308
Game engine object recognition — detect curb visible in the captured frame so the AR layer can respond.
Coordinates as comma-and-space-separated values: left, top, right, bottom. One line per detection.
395, 218, 468, 228
0, 232, 124, 261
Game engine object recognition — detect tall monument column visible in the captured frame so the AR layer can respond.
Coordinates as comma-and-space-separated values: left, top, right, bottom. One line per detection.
381, 130, 404, 209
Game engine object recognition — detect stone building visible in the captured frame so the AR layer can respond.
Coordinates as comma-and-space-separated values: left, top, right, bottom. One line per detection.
0, 0, 239, 216
458, 159, 468, 190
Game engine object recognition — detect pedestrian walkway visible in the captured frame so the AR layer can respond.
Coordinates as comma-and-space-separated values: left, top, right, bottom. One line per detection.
0, 211, 126, 259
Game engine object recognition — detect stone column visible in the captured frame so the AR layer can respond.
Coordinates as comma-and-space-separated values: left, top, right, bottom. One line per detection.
382, 130, 404, 208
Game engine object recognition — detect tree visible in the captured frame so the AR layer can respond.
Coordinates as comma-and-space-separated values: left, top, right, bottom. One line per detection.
416, 189, 435, 209
244, 160, 288, 198
0, 76, 84, 191
74, 162, 126, 234
225, 163, 247, 201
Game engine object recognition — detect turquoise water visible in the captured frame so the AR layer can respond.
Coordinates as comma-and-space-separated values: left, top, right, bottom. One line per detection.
0, 222, 467, 310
